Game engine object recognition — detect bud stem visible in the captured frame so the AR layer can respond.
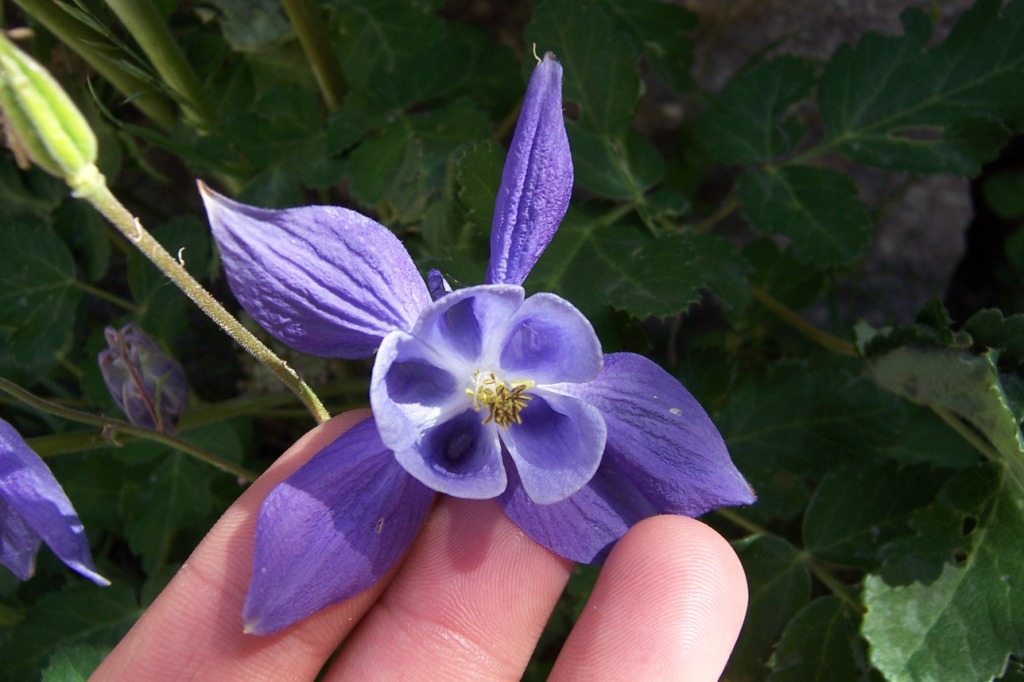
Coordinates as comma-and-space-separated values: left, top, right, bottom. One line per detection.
73, 169, 332, 425
0, 377, 259, 482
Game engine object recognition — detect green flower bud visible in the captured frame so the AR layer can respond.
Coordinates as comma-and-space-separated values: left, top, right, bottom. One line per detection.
0, 32, 99, 190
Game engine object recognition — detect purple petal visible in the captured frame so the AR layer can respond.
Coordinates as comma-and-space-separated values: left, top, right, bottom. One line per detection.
243, 417, 433, 635
200, 184, 429, 358
499, 452, 656, 563
0, 419, 109, 585
486, 53, 573, 286
410, 284, 525, 365
499, 293, 602, 384
551, 353, 755, 515
502, 392, 605, 504
371, 331, 468, 453
0, 499, 42, 580
393, 411, 506, 499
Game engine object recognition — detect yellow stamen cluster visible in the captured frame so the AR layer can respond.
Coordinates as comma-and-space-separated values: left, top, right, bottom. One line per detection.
466, 371, 535, 429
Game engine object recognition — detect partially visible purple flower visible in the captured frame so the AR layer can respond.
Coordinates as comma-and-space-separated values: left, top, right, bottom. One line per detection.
202, 53, 755, 635
0, 419, 109, 585
98, 323, 188, 434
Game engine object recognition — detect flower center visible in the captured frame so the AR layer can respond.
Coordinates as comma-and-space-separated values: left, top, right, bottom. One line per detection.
465, 371, 535, 429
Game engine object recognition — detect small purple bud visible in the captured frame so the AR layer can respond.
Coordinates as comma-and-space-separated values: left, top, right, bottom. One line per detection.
98, 324, 188, 433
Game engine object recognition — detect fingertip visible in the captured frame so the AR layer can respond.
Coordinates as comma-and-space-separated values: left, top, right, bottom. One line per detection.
551, 515, 747, 682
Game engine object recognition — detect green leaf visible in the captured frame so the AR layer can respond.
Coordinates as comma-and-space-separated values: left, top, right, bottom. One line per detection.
818, 1, 1024, 175
203, 0, 292, 51
41, 645, 109, 682
526, 0, 640, 135
863, 465, 1024, 682
601, 0, 697, 92
52, 200, 110, 283
982, 171, 1024, 219
738, 166, 873, 265
965, 308, 1024, 368
568, 125, 665, 200
869, 347, 1024, 485
745, 238, 829, 310
346, 98, 490, 220
0, 584, 140, 680
0, 219, 82, 369
121, 445, 220, 573
719, 365, 902, 521
0, 160, 64, 222
883, 403, 981, 469
331, 0, 470, 111
803, 462, 947, 569
421, 140, 499, 285
696, 56, 817, 164
766, 597, 867, 682
725, 535, 811, 680
529, 210, 749, 320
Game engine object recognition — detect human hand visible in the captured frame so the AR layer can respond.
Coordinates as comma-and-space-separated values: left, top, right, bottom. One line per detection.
92, 411, 748, 681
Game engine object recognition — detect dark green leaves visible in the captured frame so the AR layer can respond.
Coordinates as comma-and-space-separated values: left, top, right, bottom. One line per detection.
527, 0, 640, 136
0, 585, 140, 680
0, 219, 82, 369
697, 56, 817, 164
738, 166, 872, 266
529, 210, 748, 320
726, 535, 811, 679
819, 0, 1024, 175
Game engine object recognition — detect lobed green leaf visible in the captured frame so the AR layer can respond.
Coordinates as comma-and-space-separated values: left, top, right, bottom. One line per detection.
818, 0, 1024, 175
737, 166, 872, 265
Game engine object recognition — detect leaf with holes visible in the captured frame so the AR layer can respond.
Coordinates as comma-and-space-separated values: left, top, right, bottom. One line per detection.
864, 465, 1024, 682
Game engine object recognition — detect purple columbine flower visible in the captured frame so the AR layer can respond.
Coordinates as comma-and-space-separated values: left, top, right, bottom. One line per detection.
0, 419, 109, 585
98, 323, 189, 434
201, 53, 755, 635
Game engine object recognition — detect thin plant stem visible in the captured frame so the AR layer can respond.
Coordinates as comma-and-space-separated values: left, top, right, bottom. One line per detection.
73, 280, 139, 312
70, 168, 331, 425
717, 509, 865, 613
751, 284, 859, 357
932, 406, 1024, 490
692, 195, 738, 234
280, 0, 346, 112
0, 377, 257, 481
183, 378, 369, 427
597, 200, 638, 227
103, 0, 216, 129
803, 553, 867, 614
715, 507, 770, 536
11, 0, 178, 130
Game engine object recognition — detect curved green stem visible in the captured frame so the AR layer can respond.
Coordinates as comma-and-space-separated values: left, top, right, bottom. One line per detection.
103, 0, 216, 130
692, 195, 738, 234
803, 553, 866, 614
0, 377, 257, 481
280, 0, 347, 112
11, 0, 178, 130
931, 405, 1001, 462
71, 169, 331, 425
752, 285, 859, 357
73, 280, 139, 312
